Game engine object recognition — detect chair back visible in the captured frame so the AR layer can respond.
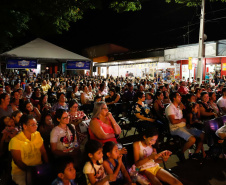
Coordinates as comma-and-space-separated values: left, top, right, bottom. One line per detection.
26, 163, 54, 185
204, 118, 222, 146
122, 142, 135, 171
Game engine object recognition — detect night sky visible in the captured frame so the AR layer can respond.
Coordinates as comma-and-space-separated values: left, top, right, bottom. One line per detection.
18, 1, 226, 55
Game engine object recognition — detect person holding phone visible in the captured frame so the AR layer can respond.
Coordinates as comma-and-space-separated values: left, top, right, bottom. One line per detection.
68, 100, 88, 145
133, 127, 182, 185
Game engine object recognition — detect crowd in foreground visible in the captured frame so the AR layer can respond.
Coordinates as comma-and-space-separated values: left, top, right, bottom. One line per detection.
0, 72, 225, 185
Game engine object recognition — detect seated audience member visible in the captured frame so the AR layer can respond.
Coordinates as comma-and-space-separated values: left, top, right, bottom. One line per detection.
71, 85, 80, 100
105, 88, 120, 106
94, 95, 103, 103
217, 87, 226, 115
153, 91, 167, 124
83, 140, 116, 185
209, 92, 221, 116
195, 88, 202, 102
37, 94, 51, 114
165, 92, 205, 161
9, 115, 48, 185
51, 156, 77, 185
163, 91, 171, 104
145, 92, 154, 107
216, 123, 226, 139
103, 141, 134, 185
132, 91, 156, 132
198, 91, 216, 121
133, 128, 182, 185
51, 92, 69, 115
69, 100, 88, 145
11, 90, 22, 110
89, 101, 121, 144
50, 109, 80, 168
30, 87, 42, 107
187, 102, 203, 130
38, 112, 54, 156
23, 101, 41, 122
41, 80, 51, 94
23, 85, 32, 101
0, 93, 17, 118
178, 81, 189, 95
11, 110, 23, 131
122, 83, 135, 102
0, 117, 18, 157
81, 85, 94, 105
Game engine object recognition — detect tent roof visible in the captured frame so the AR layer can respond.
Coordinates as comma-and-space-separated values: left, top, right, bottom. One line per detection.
0, 38, 91, 61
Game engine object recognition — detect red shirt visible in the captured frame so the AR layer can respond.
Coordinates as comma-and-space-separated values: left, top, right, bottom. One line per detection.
178, 86, 189, 95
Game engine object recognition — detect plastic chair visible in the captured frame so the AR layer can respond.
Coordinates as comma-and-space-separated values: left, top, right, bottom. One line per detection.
203, 118, 225, 160
26, 163, 54, 185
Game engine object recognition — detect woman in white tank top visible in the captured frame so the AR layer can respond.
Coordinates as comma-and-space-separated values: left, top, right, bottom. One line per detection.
133, 127, 182, 185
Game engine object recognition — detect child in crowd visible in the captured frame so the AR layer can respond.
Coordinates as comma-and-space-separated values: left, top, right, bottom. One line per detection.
52, 156, 77, 185
0, 117, 18, 156
83, 140, 116, 185
103, 141, 135, 185
133, 127, 182, 185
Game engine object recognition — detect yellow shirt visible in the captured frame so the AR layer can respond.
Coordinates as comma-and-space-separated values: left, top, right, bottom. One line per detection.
8, 131, 43, 175
41, 84, 51, 93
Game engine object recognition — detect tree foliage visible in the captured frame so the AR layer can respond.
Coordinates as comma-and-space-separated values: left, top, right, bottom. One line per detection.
0, 0, 226, 52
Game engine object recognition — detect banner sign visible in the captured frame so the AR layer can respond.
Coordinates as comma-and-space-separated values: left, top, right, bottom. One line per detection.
66, 61, 91, 70
7, 59, 37, 69
188, 57, 192, 70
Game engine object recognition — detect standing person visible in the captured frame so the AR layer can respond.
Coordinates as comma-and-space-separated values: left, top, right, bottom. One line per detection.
8, 115, 48, 185
83, 140, 116, 185
165, 92, 205, 161
133, 128, 182, 185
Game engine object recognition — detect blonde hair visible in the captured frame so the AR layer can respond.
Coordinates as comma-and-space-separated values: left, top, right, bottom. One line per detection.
92, 101, 106, 119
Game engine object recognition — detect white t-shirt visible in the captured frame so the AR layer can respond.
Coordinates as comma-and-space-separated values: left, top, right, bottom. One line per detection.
216, 125, 226, 139
50, 125, 77, 151
83, 161, 109, 185
165, 103, 186, 131
217, 97, 226, 113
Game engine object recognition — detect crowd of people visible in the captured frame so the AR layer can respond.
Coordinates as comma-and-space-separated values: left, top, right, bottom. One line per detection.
0, 71, 225, 185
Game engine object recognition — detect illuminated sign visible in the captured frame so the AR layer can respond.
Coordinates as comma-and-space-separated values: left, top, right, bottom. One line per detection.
7, 59, 37, 69
66, 61, 91, 70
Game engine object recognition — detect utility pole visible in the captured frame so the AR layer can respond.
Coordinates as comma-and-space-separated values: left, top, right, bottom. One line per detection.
196, 0, 205, 85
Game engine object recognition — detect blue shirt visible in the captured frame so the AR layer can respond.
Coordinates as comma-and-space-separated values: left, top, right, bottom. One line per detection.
51, 178, 77, 185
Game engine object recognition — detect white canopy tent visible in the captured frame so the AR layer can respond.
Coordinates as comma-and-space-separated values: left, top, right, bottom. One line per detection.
0, 38, 91, 61
0, 38, 92, 74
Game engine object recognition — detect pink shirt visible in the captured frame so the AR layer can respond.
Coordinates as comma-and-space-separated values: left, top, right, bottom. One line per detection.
89, 118, 117, 144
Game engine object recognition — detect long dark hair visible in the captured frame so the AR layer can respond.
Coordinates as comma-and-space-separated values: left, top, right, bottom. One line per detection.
54, 109, 75, 142
84, 140, 103, 176
103, 141, 117, 160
